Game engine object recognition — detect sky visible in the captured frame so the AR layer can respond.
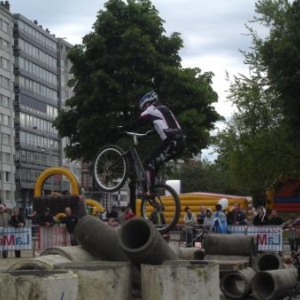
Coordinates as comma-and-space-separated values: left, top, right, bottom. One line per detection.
10, 0, 260, 158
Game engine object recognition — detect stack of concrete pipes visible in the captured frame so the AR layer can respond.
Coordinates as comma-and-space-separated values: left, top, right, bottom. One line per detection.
1, 216, 295, 300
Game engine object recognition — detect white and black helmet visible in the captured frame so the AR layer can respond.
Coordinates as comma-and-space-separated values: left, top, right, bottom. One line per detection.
139, 91, 158, 111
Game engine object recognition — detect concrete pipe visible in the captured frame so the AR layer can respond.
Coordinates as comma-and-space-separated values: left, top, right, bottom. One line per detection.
7, 254, 71, 271
40, 245, 102, 262
169, 244, 205, 260
253, 252, 285, 272
5, 270, 78, 300
118, 217, 177, 266
251, 268, 298, 300
220, 267, 256, 299
0, 273, 17, 300
54, 261, 132, 300
74, 215, 129, 262
205, 234, 257, 256
142, 260, 219, 300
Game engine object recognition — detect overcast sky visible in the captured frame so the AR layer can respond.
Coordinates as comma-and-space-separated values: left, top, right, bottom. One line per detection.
10, 0, 259, 122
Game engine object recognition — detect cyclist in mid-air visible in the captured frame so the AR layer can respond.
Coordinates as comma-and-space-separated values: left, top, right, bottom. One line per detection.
120, 91, 186, 195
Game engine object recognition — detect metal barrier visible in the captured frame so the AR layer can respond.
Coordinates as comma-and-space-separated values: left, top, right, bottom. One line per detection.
0, 225, 71, 258
0, 226, 32, 251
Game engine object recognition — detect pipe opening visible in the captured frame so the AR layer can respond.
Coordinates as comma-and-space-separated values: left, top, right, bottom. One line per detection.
252, 273, 275, 299
222, 274, 247, 298
121, 220, 151, 249
257, 253, 280, 271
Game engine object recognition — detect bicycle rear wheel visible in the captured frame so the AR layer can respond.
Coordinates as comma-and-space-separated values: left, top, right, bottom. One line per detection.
93, 145, 129, 192
140, 184, 181, 234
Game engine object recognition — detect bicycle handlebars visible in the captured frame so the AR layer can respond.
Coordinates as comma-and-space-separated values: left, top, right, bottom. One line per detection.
124, 130, 154, 137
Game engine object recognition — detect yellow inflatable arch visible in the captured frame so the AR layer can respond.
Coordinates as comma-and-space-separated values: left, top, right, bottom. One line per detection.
86, 199, 105, 213
34, 167, 81, 197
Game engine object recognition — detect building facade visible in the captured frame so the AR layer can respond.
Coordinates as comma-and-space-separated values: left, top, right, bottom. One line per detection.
0, 3, 83, 209
0, 1, 15, 207
13, 14, 61, 208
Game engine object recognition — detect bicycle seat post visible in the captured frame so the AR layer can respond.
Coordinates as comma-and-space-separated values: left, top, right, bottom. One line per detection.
133, 135, 138, 146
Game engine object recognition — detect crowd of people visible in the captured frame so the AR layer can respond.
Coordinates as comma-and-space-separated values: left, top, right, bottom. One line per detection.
180, 203, 290, 247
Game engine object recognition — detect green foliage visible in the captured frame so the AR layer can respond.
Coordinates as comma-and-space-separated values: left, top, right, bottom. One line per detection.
246, 0, 300, 134
174, 160, 242, 195
213, 0, 300, 203
53, 0, 220, 162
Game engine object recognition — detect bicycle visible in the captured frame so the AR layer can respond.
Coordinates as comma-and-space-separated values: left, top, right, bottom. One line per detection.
93, 130, 181, 234
272, 251, 300, 299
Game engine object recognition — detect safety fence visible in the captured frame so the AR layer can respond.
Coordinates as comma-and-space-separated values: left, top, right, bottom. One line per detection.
228, 225, 283, 252
171, 225, 284, 252
0, 225, 71, 253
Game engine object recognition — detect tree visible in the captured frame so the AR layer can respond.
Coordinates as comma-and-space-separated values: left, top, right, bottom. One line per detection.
53, 0, 220, 163
246, 0, 300, 135
210, 0, 300, 204
174, 160, 237, 194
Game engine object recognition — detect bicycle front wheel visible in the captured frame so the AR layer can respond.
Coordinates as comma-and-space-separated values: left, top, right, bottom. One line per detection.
140, 184, 181, 234
93, 145, 129, 192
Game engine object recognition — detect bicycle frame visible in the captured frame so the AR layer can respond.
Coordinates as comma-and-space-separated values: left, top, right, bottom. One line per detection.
123, 131, 152, 192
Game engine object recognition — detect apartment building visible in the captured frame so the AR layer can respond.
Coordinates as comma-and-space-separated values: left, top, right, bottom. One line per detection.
0, 1, 15, 207
0, 2, 83, 209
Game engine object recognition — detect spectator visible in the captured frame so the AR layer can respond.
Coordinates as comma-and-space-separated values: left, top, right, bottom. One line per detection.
246, 203, 256, 224
38, 207, 54, 227
203, 208, 215, 232
282, 214, 297, 251
107, 217, 119, 228
124, 206, 135, 221
213, 204, 228, 234
228, 203, 247, 225
182, 206, 197, 246
197, 206, 206, 225
0, 204, 9, 258
60, 207, 79, 246
149, 206, 166, 225
107, 205, 118, 219
94, 209, 102, 220
10, 207, 26, 258
253, 206, 268, 226
27, 210, 39, 237
268, 209, 283, 225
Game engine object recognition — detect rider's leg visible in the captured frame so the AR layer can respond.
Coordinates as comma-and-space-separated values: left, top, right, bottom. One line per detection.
143, 137, 185, 192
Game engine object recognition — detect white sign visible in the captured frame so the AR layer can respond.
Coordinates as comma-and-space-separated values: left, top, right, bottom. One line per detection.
228, 225, 283, 252
0, 226, 32, 251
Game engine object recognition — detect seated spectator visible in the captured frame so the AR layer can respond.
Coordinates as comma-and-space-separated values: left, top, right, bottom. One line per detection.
197, 206, 206, 225
213, 204, 228, 233
149, 206, 166, 226
124, 206, 135, 221
203, 208, 215, 232
182, 206, 197, 246
38, 207, 54, 227
253, 206, 268, 225
268, 209, 283, 225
